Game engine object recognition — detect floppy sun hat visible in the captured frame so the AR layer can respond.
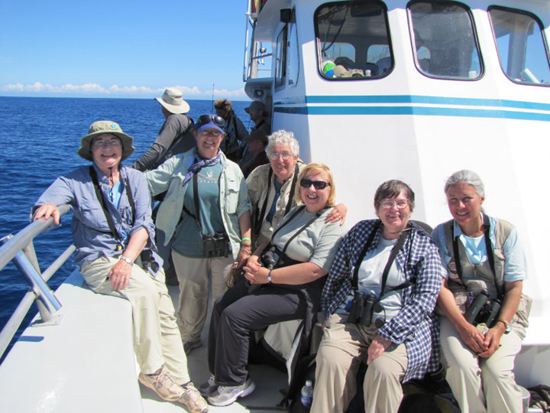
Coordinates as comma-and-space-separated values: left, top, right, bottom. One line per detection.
77, 120, 135, 162
156, 87, 190, 114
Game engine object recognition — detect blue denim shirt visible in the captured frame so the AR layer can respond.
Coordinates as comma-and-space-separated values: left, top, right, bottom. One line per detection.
34, 164, 158, 267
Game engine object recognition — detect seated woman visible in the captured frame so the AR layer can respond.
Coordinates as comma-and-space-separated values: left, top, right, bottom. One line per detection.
204, 163, 345, 407
432, 170, 530, 413
246, 130, 346, 247
32, 121, 207, 413
312, 180, 443, 413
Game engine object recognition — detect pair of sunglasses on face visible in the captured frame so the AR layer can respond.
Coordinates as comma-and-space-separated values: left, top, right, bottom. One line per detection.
300, 179, 330, 190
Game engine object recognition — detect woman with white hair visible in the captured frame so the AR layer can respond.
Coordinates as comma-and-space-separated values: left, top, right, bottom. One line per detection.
432, 169, 531, 413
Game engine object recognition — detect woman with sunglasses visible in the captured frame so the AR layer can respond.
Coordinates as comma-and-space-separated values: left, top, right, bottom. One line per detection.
432, 170, 530, 413
246, 130, 347, 247
202, 163, 345, 407
145, 114, 252, 355
311, 180, 443, 413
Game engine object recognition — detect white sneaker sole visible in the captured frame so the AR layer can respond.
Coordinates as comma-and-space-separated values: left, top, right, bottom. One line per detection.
207, 381, 256, 407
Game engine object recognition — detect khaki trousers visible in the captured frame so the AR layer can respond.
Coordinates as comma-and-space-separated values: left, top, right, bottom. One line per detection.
439, 317, 523, 413
311, 314, 408, 413
80, 256, 189, 383
171, 251, 233, 344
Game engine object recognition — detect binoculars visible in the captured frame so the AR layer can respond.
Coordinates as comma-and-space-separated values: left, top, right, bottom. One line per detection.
203, 232, 230, 258
348, 292, 385, 327
465, 291, 501, 328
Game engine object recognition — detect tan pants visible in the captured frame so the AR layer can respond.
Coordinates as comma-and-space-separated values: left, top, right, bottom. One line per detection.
311, 314, 408, 413
439, 317, 523, 413
171, 251, 233, 344
80, 256, 189, 383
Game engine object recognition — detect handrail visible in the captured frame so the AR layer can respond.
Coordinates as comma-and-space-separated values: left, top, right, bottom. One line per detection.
0, 204, 74, 360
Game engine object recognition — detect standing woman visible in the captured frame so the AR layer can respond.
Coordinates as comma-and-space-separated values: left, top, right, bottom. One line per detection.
145, 114, 252, 354
432, 170, 530, 413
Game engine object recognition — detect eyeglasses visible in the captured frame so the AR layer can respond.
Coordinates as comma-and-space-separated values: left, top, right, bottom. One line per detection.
268, 152, 293, 161
300, 179, 330, 190
196, 114, 225, 129
92, 139, 122, 149
380, 200, 409, 209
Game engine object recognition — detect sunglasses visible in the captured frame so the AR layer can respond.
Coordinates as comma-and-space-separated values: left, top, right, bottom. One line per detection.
300, 179, 330, 190
196, 114, 225, 129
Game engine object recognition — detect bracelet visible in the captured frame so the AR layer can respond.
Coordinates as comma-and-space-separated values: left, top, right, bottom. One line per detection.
267, 270, 273, 283
241, 237, 252, 242
119, 256, 134, 266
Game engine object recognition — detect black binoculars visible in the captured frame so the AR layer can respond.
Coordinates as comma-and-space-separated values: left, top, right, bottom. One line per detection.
203, 232, 230, 258
348, 292, 384, 327
465, 291, 501, 328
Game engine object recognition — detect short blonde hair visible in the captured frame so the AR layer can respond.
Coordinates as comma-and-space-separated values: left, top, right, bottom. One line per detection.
295, 163, 337, 207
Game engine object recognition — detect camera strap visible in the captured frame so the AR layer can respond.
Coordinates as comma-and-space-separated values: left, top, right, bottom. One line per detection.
254, 164, 299, 234
89, 166, 136, 250
450, 214, 502, 299
352, 220, 412, 298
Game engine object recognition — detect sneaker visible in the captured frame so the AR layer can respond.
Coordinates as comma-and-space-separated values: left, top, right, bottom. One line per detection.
198, 374, 218, 397
184, 340, 202, 355
179, 382, 209, 413
207, 378, 256, 407
138, 365, 183, 402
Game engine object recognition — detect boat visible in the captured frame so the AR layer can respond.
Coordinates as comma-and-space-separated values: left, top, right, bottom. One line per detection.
1, 0, 549, 411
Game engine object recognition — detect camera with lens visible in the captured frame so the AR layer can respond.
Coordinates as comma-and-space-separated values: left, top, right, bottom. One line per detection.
260, 246, 281, 270
465, 291, 501, 328
202, 232, 230, 258
348, 291, 380, 327
140, 249, 160, 274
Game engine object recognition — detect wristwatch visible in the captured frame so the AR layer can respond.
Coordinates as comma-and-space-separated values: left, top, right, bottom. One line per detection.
497, 319, 511, 334
119, 256, 134, 266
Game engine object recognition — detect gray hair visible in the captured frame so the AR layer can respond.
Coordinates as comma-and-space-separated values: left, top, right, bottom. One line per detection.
266, 130, 300, 157
444, 170, 485, 198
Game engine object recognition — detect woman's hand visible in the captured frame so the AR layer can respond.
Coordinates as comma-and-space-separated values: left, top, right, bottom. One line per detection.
33, 203, 61, 225
367, 335, 392, 365
243, 260, 266, 284
237, 245, 252, 267
478, 323, 505, 358
109, 259, 132, 290
457, 323, 489, 355
326, 203, 347, 225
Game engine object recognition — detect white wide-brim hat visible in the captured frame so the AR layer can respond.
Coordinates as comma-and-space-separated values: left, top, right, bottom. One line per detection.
155, 87, 190, 114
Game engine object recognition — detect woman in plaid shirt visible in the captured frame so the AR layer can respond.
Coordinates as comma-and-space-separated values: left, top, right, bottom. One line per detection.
311, 180, 443, 413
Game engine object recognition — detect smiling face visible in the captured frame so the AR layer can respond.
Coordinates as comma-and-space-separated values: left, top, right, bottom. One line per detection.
446, 182, 484, 231
376, 191, 411, 239
300, 172, 331, 213
269, 143, 298, 183
194, 129, 224, 159
91, 134, 122, 172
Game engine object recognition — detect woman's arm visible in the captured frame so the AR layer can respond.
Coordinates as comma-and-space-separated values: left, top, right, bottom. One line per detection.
478, 280, 522, 358
109, 227, 149, 290
438, 279, 488, 354
244, 260, 328, 285
236, 211, 252, 266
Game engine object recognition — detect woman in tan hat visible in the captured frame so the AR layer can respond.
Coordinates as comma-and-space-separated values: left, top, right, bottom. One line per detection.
32, 120, 208, 413
132, 87, 195, 172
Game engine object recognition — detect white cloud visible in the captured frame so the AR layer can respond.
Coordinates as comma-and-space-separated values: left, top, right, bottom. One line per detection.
0, 82, 248, 99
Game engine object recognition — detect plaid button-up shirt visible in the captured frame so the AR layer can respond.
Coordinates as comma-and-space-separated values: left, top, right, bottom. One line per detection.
321, 219, 444, 382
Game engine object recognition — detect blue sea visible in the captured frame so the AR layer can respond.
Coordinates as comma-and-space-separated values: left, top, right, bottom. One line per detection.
0, 96, 253, 356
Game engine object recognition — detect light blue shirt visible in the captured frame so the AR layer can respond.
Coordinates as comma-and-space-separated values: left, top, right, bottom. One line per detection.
432, 215, 527, 282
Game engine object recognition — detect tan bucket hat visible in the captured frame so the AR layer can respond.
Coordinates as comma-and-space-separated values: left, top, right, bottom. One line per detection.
156, 87, 190, 114
77, 120, 135, 162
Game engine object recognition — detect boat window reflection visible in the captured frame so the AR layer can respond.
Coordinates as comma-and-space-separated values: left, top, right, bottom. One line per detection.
315, 1, 393, 80
489, 7, 550, 86
275, 24, 289, 88
409, 1, 482, 80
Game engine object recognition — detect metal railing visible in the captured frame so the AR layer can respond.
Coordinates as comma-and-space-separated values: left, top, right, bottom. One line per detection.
0, 204, 75, 359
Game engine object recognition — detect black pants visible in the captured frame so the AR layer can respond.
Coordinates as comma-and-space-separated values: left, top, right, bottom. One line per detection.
208, 280, 307, 386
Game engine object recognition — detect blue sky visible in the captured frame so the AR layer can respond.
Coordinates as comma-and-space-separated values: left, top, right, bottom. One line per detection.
0, 0, 250, 100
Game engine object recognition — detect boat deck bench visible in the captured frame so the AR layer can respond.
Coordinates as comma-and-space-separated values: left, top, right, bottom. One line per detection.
0, 270, 143, 413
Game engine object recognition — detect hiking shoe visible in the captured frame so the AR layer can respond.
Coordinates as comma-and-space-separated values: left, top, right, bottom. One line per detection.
184, 340, 202, 355
138, 365, 183, 402
207, 378, 256, 407
179, 382, 209, 413
199, 374, 218, 397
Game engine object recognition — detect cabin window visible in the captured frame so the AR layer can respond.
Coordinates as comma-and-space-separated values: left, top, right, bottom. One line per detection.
315, 1, 393, 80
408, 1, 482, 80
489, 7, 550, 86
287, 20, 300, 88
275, 25, 289, 89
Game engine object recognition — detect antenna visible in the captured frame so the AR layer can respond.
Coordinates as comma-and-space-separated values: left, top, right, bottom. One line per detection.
211, 83, 215, 113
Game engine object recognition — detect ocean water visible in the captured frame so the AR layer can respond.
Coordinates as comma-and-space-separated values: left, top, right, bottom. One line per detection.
0, 96, 253, 355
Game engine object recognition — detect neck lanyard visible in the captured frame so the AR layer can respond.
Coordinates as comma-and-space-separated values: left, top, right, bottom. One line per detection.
450, 214, 501, 298
352, 221, 412, 298
89, 166, 135, 250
